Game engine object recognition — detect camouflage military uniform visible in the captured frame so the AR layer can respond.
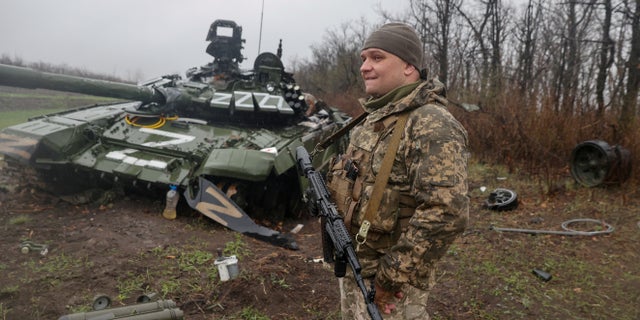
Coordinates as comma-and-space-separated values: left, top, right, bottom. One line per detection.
327, 78, 469, 319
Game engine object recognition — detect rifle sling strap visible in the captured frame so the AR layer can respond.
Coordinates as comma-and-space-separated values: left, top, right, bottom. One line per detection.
355, 111, 410, 249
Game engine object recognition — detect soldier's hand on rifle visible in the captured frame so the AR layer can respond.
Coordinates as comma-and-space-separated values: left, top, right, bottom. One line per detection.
374, 282, 403, 314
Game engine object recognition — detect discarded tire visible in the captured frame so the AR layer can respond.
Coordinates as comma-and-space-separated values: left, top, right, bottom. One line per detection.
484, 188, 519, 211
570, 140, 631, 187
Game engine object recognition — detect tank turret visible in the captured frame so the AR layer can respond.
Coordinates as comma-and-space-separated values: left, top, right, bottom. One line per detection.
0, 59, 307, 123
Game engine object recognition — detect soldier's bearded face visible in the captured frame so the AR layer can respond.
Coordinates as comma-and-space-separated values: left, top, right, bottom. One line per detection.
360, 48, 415, 98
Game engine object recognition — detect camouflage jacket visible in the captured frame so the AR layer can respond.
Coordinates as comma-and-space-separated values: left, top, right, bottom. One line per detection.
327, 78, 469, 291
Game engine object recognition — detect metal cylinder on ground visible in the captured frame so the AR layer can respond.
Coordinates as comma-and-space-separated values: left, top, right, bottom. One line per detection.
57, 300, 180, 320
569, 140, 631, 187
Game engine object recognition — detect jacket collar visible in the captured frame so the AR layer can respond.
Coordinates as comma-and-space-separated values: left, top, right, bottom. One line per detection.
360, 78, 448, 123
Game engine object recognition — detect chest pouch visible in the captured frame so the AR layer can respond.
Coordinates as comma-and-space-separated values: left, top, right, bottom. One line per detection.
327, 143, 370, 230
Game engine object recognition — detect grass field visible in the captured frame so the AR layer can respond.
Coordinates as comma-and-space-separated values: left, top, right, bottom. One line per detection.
0, 108, 68, 129
0, 86, 118, 129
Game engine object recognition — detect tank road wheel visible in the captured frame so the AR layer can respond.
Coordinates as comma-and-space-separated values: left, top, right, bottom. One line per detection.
92, 295, 112, 311
570, 140, 631, 187
570, 140, 611, 187
484, 188, 519, 211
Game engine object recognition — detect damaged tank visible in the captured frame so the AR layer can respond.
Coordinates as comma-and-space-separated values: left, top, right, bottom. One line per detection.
0, 19, 349, 250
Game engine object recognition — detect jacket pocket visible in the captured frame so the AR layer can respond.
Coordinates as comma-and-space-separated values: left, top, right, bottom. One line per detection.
327, 171, 354, 215
356, 185, 400, 233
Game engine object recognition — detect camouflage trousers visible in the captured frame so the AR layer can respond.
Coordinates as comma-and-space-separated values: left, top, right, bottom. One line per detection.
339, 268, 436, 320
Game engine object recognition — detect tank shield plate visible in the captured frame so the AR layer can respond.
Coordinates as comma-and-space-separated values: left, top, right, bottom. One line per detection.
185, 176, 298, 250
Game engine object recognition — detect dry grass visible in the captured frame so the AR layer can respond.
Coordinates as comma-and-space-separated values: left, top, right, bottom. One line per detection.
449, 90, 640, 190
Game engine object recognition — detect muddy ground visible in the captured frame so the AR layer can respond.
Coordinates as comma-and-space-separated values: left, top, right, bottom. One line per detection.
2, 156, 639, 320
0, 158, 341, 319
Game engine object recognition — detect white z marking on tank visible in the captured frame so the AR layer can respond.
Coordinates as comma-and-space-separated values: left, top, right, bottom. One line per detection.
234, 91, 254, 110
138, 128, 196, 147
105, 129, 196, 170
211, 92, 232, 106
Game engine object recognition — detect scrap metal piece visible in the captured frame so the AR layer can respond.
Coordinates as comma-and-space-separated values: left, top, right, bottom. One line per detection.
532, 269, 552, 282
185, 176, 299, 250
20, 240, 48, 256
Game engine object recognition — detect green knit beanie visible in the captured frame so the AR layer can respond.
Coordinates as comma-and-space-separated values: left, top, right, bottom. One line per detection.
362, 23, 423, 70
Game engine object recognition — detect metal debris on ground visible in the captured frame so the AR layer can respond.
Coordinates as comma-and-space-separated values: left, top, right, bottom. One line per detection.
532, 268, 552, 282
490, 218, 614, 236
484, 188, 519, 211
58, 297, 183, 320
20, 240, 49, 256
289, 224, 304, 234
570, 140, 631, 187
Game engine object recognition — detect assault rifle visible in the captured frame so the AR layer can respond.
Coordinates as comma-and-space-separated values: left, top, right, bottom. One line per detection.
296, 146, 382, 320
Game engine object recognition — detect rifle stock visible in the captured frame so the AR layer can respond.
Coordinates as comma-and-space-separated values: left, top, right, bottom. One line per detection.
296, 146, 382, 320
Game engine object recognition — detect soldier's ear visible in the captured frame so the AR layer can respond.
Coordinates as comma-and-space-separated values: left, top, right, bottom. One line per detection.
403, 63, 420, 79
403, 63, 413, 75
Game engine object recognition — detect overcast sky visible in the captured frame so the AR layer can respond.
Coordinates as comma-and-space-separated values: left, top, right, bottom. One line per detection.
0, 0, 406, 81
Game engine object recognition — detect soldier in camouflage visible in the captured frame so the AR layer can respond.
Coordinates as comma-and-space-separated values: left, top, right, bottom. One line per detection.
326, 23, 469, 319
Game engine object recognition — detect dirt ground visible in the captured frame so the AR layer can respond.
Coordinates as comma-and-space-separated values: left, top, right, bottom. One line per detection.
2, 155, 639, 320
0, 158, 340, 319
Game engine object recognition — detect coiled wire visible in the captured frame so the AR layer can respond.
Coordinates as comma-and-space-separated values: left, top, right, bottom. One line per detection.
491, 218, 614, 236
125, 115, 178, 129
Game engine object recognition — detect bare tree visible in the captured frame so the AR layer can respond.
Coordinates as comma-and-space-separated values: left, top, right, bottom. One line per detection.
456, 0, 510, 105
559, 1, 580, 114
610, 6, 630, 112
620, 0, 640, 131
293, 18, 374, 115
543, 0, 596, 114
406, 0, 462, 86
457, 0, 491, 93
514, 0, 543, 106
448, 18, 475, 93
595, 0, 615, 116
488, 0, 509, 94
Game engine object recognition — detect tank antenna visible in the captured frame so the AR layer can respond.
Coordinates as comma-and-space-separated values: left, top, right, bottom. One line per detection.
258, 0, 265, 54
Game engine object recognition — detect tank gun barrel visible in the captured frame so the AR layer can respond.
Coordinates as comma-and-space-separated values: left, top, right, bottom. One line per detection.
0, 63, 164, 103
